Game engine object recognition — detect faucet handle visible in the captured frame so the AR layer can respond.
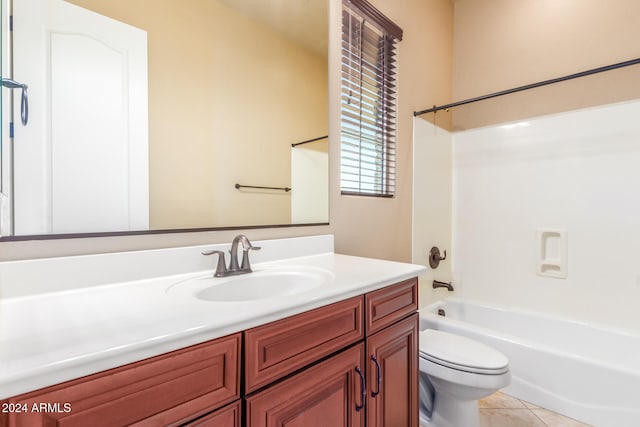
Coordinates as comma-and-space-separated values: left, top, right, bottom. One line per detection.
202, 249, 227, 277
240, 246, 261, 271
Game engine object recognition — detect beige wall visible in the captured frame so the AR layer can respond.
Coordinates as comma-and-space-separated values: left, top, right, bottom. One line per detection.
453, 0, 640, 104
330, 0, 454, 262
70, 0, 328, 228
0, 0, 453, 261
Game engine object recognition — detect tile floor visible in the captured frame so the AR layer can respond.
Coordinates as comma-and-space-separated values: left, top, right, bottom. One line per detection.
478, 392, 592, 427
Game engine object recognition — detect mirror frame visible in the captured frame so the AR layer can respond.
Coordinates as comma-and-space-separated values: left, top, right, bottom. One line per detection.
0, 0, 331, 241
0, 221, 330, 242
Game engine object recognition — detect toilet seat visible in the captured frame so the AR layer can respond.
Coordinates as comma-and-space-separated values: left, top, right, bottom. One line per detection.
419, 329, 509, 375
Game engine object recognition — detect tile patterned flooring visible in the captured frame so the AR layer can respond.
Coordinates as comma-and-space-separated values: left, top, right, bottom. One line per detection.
478, 392, 592, 427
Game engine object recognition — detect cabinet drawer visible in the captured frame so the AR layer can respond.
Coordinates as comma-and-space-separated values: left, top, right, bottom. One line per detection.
245, 296, 364, 393
366, 277, 418, 335
3, 334, 241, 427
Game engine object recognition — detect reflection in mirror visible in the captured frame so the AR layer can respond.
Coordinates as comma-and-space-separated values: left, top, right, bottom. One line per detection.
1, 0, 328, 238
0, 1, 9, 237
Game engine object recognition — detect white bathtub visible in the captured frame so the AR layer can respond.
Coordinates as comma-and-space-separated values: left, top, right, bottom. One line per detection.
420, 298, 640, 427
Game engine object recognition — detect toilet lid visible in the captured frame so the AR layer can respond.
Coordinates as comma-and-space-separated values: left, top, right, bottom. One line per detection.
419, 329, 509, 375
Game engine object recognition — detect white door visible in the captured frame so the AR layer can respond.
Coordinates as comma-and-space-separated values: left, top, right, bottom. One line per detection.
1, 0, 12, 237
12, 0, 148, 235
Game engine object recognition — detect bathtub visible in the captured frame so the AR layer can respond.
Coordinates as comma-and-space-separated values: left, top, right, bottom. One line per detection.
419, 298, 640, 427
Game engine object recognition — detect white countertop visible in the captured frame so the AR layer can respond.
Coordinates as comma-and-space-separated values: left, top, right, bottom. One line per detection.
0, 236, 425, 399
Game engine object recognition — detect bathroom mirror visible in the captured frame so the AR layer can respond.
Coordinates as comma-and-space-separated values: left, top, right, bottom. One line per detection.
1, 0, 328, 238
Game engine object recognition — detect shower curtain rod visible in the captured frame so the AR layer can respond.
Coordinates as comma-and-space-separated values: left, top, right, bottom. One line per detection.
235, 183, 291, 192
414, 57, 640, 117
291, 135, 328, 147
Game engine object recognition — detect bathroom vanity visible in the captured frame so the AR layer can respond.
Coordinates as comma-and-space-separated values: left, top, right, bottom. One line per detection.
245, 278, 418, 427
0, 236, 424, 426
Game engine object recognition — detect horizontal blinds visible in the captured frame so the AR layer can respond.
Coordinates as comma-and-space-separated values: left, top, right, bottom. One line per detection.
345, 0, 403, 41
340, 1, 399, 197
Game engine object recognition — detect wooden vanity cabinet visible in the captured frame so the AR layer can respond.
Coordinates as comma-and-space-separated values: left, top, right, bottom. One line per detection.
1, 333, 241, 427
244, 277, 419, 427
365, 278, 419, 427
2, 277, 418, 427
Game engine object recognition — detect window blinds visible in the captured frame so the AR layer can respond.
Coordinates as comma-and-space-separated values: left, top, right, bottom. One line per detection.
340, 0, 401, 197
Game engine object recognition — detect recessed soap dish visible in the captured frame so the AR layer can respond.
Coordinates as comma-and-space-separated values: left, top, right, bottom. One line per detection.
536, 229, 567, 279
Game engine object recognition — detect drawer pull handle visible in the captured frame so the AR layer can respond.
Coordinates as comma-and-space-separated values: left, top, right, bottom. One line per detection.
355, 366, 366, 411
371, 355, 381, 398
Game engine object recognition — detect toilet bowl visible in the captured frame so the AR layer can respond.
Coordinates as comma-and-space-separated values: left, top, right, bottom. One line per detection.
419, 329, 511, 427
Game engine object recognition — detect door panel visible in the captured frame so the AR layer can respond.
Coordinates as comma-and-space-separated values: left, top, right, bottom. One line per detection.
12, 0, 148, 234
366, 313, 419, 427
247, 344, 365, 427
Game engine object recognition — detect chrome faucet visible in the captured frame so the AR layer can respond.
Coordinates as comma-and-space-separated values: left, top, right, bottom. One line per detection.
202, 234, 261, 277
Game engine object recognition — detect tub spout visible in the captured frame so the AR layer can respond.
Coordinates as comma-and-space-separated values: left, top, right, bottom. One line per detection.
433, 280, 454, 291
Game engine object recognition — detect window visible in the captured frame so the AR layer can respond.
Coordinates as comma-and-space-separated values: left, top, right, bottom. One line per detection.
340, 0, 402, 197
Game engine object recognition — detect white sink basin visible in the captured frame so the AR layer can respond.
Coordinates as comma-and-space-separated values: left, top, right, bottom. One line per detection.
166, 266, 334, 302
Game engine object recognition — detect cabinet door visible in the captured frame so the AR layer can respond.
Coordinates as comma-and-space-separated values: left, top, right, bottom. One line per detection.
366, 313, 418, 427
246, 344, 365, 427
181, 401, 241, 427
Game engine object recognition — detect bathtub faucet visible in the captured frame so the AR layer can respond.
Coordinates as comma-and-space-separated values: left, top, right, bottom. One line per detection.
433, 280, 454, 292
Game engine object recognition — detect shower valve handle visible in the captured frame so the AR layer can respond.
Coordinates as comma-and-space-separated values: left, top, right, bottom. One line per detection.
429, 246, 447, 269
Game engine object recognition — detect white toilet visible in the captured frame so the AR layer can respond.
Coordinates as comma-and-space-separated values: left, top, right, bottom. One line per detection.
419, 329, 511, 427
